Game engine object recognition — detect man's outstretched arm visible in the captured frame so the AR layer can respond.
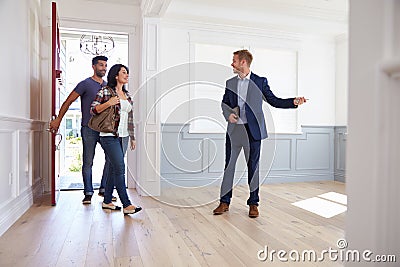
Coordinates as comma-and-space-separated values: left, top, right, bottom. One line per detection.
49, 91, 80, 132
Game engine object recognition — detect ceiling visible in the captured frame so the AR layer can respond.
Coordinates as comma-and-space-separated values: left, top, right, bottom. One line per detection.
82, 0, 348, 35
84, 0, 141, 5
84, 0, 348, 20
163, 0, 348, 36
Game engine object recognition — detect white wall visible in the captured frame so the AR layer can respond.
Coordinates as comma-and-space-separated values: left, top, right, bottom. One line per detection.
0, 0, 32, 118
56, 0, 140, 32
0, 0, 46, 236
335, 34, 349, 126
159, 27, 191, 124
346, 0, 400, 263
298, 37, 336, 126
159, 21, 339, 130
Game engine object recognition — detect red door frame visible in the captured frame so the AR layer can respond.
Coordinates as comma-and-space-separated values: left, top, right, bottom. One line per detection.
51, 2, 61, 205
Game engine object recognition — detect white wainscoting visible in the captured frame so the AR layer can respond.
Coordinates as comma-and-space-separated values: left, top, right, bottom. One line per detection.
0, 116, 45, 236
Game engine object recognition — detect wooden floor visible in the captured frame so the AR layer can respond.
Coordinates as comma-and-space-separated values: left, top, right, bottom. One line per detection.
0, 181, 345, 267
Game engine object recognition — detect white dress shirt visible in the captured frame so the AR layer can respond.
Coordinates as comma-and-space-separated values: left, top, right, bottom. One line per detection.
236, 72, 251, 124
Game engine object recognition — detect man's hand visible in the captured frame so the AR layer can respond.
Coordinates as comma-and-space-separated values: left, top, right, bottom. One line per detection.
228, 113, 238, 124
47, 91, 80, 133
294, 97, 307, 106
49, 118, 61, 132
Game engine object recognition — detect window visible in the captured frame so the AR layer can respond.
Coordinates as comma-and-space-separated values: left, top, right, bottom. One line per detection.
66, 118, 72, 129
190, 43, 298, 133
251, 47, 298, 133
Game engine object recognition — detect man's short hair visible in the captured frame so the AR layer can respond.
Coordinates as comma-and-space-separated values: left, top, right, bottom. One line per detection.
92, 55, 108, 65
233, 49, 253, 66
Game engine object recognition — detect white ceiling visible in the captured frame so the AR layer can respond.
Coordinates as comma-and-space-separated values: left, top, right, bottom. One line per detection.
83, 0, 348, 20
81, 0, 348, 35
84, 0, 141, 5
163, 0, 348, 36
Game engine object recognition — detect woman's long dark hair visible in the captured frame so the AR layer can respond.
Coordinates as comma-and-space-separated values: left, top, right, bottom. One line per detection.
107, 64, 129, 92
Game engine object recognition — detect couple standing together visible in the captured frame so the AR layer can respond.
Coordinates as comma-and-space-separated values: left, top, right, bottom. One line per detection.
50, 50, 306, 218
49, 56, 141, 215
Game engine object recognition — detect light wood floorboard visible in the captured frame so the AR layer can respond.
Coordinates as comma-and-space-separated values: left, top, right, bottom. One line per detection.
0, 181, 345, 266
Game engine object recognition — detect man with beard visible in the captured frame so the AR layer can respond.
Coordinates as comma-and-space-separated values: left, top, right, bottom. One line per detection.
49, 55, 115, 204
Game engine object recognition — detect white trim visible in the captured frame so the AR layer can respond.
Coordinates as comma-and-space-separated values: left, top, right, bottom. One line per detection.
0, 116, 45, 132
0, 115, 45, 124
335, 33, 348, 43
85, 0, 141, 5
60, 17, 137, 35
0, 186, 34, 237
141, 0, 172, 17
161, 18, 304, 42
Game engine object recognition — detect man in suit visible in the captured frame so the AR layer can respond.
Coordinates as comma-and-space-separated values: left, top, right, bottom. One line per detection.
213, 49, 306, 218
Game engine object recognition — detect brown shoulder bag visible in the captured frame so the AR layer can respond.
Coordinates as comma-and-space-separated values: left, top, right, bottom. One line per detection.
88, 87, 116, 133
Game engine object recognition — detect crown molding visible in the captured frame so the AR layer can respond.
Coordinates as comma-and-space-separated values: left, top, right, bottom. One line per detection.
83, 0, 141, 6
269, 1, 348, 23
166, 0, 348, 23
141, 0, 172, 17
161, 16, 340, 43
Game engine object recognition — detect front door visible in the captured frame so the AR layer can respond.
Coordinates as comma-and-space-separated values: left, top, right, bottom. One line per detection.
51, 1, 62, 205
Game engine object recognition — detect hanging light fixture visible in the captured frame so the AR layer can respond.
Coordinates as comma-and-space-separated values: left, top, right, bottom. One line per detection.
79, 34, 115, 55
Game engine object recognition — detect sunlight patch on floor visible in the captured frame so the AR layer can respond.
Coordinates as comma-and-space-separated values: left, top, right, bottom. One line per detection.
292, 195, 347, 218
318, 192, 347, 205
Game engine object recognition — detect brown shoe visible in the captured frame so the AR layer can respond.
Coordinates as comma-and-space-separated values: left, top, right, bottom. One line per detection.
249, 205, 259, 218
213, 202, 229, 215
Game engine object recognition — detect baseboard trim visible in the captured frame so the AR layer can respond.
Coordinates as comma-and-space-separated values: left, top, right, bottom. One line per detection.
161, 173, 334, 188
334, 171, 346, 182
0, 186, 35, 237
32, 178, 44, 202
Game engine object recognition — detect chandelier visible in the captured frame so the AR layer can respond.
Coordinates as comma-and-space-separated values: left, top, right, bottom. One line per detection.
79, 34, 115, 55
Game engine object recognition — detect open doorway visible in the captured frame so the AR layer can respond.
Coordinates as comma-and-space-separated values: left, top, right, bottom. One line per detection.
58, 29, 129, 191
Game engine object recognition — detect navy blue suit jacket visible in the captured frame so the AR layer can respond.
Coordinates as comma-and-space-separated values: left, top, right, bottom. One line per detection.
221, 72, 297, 141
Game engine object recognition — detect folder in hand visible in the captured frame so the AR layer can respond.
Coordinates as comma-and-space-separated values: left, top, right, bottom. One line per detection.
232, 106, 240, 118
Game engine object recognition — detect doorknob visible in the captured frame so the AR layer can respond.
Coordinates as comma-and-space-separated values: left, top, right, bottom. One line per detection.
46, 116, 63, 150
46, 115, 57, 134
55, 132, 63, 151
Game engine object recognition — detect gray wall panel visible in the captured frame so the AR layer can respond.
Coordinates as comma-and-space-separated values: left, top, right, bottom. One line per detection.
161, 124, 345, 187
296, 132, 332, 170
334, 126, 347, 182
269, 139, 292, 171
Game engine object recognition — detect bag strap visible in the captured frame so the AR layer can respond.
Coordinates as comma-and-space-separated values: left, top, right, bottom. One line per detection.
102, 86, 116, 97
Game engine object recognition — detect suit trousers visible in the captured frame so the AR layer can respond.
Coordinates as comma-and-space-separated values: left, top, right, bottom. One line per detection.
220, 123, 261, 206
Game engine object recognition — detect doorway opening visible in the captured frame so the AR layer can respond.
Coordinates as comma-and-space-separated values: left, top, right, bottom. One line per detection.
58, 29, 129, 191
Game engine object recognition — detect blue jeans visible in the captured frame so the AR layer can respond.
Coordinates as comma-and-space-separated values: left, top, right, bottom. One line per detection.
81, 126, 109, 195
100, 136, 132, 207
